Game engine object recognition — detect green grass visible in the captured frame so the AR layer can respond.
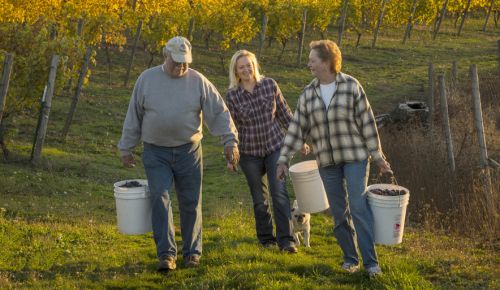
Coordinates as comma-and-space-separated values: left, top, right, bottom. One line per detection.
1, 18, 499, 289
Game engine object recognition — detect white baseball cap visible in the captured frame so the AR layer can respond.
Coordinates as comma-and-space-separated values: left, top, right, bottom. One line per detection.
164, 36, 192, 64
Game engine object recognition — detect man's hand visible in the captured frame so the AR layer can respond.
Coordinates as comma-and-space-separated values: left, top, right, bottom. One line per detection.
224, 146, 240, 167
121, 154, 136, 168
276, 163, 289, 181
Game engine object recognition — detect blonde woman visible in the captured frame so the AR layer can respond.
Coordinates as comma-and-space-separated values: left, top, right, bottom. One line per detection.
277, 40, 391, 277
225, 50, 309, 253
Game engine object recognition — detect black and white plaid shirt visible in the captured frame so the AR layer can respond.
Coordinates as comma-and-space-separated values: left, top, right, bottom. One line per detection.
278, 72, 385, 167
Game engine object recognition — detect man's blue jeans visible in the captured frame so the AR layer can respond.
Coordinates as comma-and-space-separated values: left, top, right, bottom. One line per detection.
239, 149, 295, 248
318, 159, 379, 268
142, 142, 202, 259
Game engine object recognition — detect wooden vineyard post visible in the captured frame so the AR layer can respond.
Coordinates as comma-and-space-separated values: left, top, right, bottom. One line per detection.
0, 53, 14, 124
470, 64, 496, 224
438, 74, 455, 172
31, 55, 59, 164
427, 63, 435, 129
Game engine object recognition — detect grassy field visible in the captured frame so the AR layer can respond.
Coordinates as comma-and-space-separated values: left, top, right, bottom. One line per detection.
0, 18, 499, 289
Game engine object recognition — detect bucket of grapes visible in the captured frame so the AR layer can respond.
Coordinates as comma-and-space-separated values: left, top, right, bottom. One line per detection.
367, 172, 410, 245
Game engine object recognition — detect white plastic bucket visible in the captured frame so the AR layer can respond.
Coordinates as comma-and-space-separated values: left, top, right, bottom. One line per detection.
289, 160, 329, 213
367, 184, 410, 245
113, 179, 152, 235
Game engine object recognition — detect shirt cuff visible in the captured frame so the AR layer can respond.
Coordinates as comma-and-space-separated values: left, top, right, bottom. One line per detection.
370, 150, 384, 162
120, 150, 132, 157
224, 140, 237, 148
277, 156, 290, 166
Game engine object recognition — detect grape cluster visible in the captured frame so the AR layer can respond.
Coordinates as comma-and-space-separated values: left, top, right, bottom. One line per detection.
369, 189, 406, 196
122, 181, 142, 188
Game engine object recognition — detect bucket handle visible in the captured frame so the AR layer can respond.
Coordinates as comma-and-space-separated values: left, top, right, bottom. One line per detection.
376, 170, 399, 186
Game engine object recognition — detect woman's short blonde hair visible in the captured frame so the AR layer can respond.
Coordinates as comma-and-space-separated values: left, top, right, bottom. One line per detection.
309, 40, 342, 74
228, 50, 263, 89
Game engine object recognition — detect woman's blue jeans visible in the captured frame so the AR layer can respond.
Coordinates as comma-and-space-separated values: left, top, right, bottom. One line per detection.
142, 142, 203, 259
318, 159, 379, 268
238, 149, 295, 248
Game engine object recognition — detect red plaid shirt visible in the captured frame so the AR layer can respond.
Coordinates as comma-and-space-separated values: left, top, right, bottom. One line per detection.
225, 77, 292, 157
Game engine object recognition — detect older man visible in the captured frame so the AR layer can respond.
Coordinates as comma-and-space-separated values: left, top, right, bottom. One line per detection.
118, 36, 239, 271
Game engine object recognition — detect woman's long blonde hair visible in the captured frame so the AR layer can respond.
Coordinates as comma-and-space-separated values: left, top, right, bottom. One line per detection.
228, 50, 263, 89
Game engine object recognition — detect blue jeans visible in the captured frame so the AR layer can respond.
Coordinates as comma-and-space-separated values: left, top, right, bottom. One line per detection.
318, 159, 378, 268
239, 149, 295, 248
142, 142, 202, 259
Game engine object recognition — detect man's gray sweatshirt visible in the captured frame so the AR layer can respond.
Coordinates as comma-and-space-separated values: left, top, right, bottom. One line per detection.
118, 66, 238, 155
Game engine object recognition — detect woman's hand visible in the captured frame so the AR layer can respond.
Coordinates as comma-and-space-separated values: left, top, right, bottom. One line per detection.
300, 144, 311, 155
227, 162, 238, 172
376, 159, 392, 174
276, 164, 289, 181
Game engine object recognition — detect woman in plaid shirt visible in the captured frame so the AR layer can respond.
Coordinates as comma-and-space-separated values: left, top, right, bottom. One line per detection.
277, 40, 391, 277
226, 50, 309, 254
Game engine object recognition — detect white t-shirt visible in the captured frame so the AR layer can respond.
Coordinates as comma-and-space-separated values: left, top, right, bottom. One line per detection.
320, 81, 336, 108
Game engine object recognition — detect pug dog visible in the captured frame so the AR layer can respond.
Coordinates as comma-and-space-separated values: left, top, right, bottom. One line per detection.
291, 200, 311, 247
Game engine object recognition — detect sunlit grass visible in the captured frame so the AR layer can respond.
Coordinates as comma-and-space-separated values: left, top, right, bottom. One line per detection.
0, 17, 498, 288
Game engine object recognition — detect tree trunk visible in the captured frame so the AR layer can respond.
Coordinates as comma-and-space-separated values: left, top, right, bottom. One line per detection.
148, 51, 156, 68
187, 17, 195, 41
257, 11, 268, 59
372, 0, 388, 48
454, 13, 460, 28
278, 39, 288, 61
104, 40, 112, 87
62, 48, 92, 139
124, 20, 143, 87
338, 0, 349, 47
268, 37, 273, 48
204, 31, 211, 50
457, 0, 472, 36
0, 120, 9, 159
219, 52, 226, 74
433, 0, 449, 40
482, 0, 494, 32
64, 19, 85, 95
0, 53, 14, 125
31, 55, 60, 164
403, 0, 418, 44
297, 8, 308, 66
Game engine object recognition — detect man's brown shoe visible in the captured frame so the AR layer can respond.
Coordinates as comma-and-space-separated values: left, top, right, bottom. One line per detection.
158, 256, 176, 272
281, 246, 298, 254
184, 255, 200, 268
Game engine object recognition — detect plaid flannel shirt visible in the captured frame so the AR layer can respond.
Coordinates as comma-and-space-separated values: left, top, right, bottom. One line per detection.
226, 77, 292, 157
278, 72, 385, 167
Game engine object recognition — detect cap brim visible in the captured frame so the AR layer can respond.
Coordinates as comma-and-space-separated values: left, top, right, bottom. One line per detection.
171, 53, 192, 64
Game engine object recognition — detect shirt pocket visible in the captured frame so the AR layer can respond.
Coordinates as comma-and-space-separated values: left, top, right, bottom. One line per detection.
331, 95, 351, 120
237, 105, 255, 126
